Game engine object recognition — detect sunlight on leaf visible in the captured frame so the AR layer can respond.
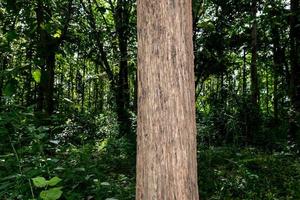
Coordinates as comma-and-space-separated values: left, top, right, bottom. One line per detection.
47, 177, 62, 187
40, 187, 63, 200
32, 177, 47, 188
32, 69, 41, 83
53, 30, 62, 38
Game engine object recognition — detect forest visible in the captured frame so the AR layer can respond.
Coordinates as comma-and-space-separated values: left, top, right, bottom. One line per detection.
0, 0, 300, 199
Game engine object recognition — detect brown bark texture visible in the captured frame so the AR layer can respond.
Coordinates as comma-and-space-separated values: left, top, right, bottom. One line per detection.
136, 0, 199, 199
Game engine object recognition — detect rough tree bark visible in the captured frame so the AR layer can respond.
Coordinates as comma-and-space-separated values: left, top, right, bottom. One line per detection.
136, 0, 199, 199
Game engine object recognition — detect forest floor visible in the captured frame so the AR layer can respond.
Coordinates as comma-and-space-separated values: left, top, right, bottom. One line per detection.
1, 142, 299, 199
0, 111, 299, 199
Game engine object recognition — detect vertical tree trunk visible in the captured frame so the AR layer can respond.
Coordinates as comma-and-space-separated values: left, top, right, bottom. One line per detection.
136, 0, 199, 199
35, 0, 72, 115
25, 46, 33, 106
289, 0, 300, 145
70, 64, 74, 100
36, 0, 56, 115
272, 25, 280, 121
266, 70, 269, 114
290, 0, 300, 112
0, 57, 7, 108
45, 51, 56, 115
115, 0, 131, 137
81, 63, 86, 112
250, 0, 259, 108
243, 47, 247, 96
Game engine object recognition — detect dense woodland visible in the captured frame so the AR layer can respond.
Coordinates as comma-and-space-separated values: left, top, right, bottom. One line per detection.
0, 0, 300, 199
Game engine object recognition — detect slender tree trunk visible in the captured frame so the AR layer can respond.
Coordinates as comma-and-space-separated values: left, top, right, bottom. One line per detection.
272, 25, 280, 121
45, 51, 55, 115
115, 0, 131, 137
266, 70, 269, 114
70, 64, 74, 100
243, 47, 247, 96
0, 56, 7, 107
250, 0, 259, 108
81, 64, 86, 112
94, 64, 99, 111
57, 70, 64, 110
35, 0, 72, 115
290, 0, 300, 111
25, 46, 33, 106
289, 0, 300, 145
25, 64, 32, 106
36, 0, 46, 112
136, 0, 199, 199
36, 0, 56, 115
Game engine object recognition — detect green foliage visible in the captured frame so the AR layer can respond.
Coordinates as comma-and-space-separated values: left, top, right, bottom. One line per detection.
48, 177, 62, 187
32, 176, 63, 200
40, 187, 63, 200
32, 177, 47, 188
3, 79, 18, 97
32, 69, 41, 83
32, 176, 62, 188
198, 147, 300, 199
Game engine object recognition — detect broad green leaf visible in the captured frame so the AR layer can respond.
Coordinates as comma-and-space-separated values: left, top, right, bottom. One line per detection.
32, 177, 47, 188
32, 69, 41, 83
47, 177, 62, 186
40, 187, 63, 200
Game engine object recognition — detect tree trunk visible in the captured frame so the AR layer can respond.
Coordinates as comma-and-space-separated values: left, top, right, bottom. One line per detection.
243, 47, 247, 96
0, 56, 7, 107
45, 51, 55, 115
272, 25, 280, 121
25, 46, 33, 106
136, 0, 199, 199
289, 0, 300, 145
81, 63, 86, 112
115, 0, 131, 137
36, 0, 56, 115
35, 0, 72, 115
290, 0, 300, 112
250, 0, 259, 108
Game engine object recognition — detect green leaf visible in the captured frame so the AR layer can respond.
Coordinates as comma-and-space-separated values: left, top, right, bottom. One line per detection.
47, 177, 62, 186
32, 177, 47, 188
40, 187, 63, 200
53, 30, 62, 38
32, 69, 41, 83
